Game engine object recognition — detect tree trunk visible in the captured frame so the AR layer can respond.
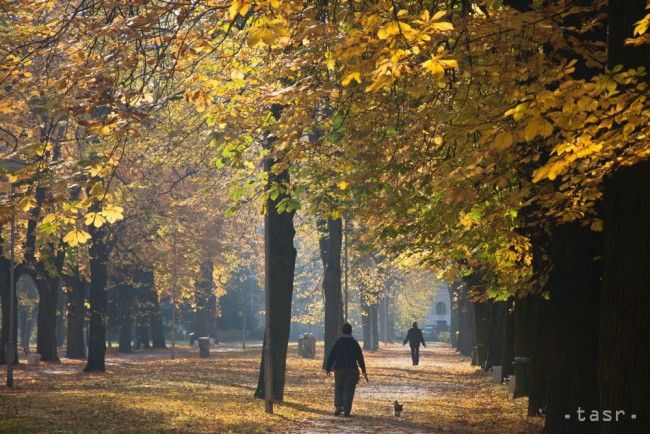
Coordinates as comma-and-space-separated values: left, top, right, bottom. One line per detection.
528, 295, 550, 416
456, 282, 476, 356
254, 147, 297, 402
0, 256, 18, 365
148, 272, 166, 349
596, 2, 650, 431
117, 284, 133, 354
65, 265, 86, 359
194, 261, 217, 341
449, 282, 460, 348
370, 303, 379, 352
473, 301, 490, 367
35, 249, 64, 362
599, 160, 650, 432
485, 301, 507, 370
19, 306, 34, 349
56, 290, 65, 347
501, 298, 515, 381
360, 292, 373, 351
544, 223, 601, 434
318, 218, 344, 368
84, 224, 109, 372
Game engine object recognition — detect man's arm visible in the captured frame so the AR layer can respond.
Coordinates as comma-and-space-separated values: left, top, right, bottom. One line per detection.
325, 340, 338, 373
420, 330, 426, 347
403, 329, 411, 345
355, 342, 369, 381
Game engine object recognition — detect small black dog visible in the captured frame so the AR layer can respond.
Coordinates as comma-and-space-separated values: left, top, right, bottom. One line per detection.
394, 400, 404, 417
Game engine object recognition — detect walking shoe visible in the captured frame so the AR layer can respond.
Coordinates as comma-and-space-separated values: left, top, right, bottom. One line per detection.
334, 407, 342, 416
343, 413, 351, 417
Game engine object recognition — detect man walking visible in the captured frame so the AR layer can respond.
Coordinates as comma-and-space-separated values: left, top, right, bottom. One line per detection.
325, 323, 368, 417
403, 321, 426, 365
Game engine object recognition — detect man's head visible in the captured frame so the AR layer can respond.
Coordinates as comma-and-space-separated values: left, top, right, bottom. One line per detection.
412, 321, 418, 328
342, 323, 352, 335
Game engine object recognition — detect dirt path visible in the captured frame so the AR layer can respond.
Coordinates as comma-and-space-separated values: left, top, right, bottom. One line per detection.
285, 343, 542, 433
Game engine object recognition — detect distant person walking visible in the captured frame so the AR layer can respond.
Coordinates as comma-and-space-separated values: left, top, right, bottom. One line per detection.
325, 323, 368, 417
403, 322, 426, 365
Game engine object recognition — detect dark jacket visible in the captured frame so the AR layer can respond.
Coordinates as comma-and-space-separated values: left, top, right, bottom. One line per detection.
404, 327, 426, 347
325, 335, 366, 373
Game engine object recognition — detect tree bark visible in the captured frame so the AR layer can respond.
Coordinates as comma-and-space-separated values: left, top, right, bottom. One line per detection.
500, 298, 515, 381
83, 223, 109, 372
255, 145, 297, 402
0, 255, 18, 365
456, 282, 476, 356
485, 301, 507, 370
194, 261, 216, 339
596, 2, 650, 431
65, 263, 87, 359
599, 160, 650, 432
449, 281, 461, 348
472, 301, 490, 367
318, 218, 344, 368
35, 248, 64, 362
528, 295, 550, 416
544, 223, 601, 434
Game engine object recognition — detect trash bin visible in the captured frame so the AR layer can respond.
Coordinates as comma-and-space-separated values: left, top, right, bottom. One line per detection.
298, 334, 305, 356
512, 357, 530, 398
189, 332, 196, 346
491, 366, 502, 383
198, 337, 210, 358
301, 333, 316, 359
27, 353, 41, 366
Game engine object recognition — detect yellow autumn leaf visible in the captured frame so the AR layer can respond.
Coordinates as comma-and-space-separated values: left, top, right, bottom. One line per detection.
63, 229, 91, 247
337, 181, 348, 190
494, 131, 513, 150
430, 21, 454, 32
100, 204, 124, 224
422, 57, 445, 78
341, 72, 362, 86
85, 212, 107, 228
18, 196, 37, 212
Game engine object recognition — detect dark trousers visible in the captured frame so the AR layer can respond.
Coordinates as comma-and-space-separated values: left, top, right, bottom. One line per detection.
410, 345, 420, 365
334, 368, 359, 414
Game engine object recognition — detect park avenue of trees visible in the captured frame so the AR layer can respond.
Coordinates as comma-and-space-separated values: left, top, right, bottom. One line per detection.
1, 1, 649, 433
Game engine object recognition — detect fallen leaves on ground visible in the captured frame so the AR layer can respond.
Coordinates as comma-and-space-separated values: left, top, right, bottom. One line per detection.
0, 343, 543, 433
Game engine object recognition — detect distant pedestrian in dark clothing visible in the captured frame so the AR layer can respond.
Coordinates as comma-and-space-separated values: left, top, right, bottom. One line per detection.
325, 323, 368, 417
403, 322, 426, 365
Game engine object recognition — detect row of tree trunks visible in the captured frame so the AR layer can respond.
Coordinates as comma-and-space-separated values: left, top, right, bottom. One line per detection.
318, 218, 344, 368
